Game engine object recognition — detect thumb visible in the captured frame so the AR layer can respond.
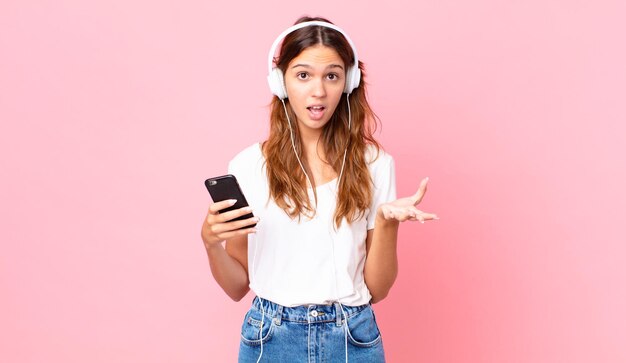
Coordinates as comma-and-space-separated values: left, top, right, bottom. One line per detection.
412, 177, 429, 203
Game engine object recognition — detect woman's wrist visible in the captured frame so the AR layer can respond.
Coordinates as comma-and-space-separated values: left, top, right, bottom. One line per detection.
204, 239, 224, 252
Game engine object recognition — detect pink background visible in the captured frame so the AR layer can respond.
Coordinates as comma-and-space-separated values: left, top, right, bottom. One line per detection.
1, 0, 625, 362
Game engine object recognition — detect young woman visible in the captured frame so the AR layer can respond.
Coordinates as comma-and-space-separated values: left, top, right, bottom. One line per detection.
201, 16, 438, 363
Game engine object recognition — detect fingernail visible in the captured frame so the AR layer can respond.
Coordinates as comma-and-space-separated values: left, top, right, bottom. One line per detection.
229, 199, 237, 205
433, 215, 440, 220
420, 220, 425, 224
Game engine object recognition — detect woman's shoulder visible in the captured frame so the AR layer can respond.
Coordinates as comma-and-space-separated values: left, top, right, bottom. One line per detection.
365, 144, 394, 168
228, 142, 264, 174
230, 142, 263, 165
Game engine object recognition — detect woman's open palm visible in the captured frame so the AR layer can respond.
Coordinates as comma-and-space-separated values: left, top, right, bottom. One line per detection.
378, 177, 439, 223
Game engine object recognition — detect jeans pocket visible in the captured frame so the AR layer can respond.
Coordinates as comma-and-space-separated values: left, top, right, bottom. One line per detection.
240, 307, 275, 347
346, 305, 382, 348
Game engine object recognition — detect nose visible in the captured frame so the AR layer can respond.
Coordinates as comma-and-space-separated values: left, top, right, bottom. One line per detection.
311, 78, 326, 98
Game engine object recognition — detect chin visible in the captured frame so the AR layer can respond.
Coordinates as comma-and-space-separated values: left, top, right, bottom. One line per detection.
306, 119, 331, 129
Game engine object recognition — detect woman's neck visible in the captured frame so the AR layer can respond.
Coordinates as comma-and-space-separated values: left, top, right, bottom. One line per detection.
299, 131, 339, 186
299, 128, 323, 159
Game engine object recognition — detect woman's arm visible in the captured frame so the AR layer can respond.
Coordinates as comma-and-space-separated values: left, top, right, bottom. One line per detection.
205, 236, 250, 301
363, 177, 439, 304
201, 199, 257, 301
363, 216, 399, 304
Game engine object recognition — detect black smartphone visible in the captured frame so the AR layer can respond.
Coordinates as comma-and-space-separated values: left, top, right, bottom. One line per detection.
204, 174, 256, 227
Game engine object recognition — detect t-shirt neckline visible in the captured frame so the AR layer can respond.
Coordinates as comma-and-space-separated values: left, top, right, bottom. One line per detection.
256, 142, 338, 190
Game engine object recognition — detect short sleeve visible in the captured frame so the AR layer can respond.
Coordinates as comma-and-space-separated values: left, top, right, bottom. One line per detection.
366, 152, 397, 230
225, 143, 264, 208
227, 143, 261, 177
227, 159, 238, 179
227, 156, 245, 191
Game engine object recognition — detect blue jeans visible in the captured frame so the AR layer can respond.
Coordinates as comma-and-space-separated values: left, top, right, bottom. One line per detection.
238, 296, 385, 362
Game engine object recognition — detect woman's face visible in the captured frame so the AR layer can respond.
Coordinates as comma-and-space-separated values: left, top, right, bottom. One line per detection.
284, 44, 346, 137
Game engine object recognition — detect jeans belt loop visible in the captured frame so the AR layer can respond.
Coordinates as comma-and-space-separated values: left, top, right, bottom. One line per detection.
334, 302, 343, 327
274, 304, 283, 326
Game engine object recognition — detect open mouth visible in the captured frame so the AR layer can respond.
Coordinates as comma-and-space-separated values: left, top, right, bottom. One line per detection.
307, 105, 326, 121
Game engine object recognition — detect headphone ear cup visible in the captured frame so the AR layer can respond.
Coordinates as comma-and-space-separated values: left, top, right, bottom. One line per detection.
344, 66, 361, 94
268, 68, 288, 99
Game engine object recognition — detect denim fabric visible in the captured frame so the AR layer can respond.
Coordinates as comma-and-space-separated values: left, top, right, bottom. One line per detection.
238, 296, 385, 363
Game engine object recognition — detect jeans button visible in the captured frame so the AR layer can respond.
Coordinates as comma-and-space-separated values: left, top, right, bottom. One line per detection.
310, 310, 318, 317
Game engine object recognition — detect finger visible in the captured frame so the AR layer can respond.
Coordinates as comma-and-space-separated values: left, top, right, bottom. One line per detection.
399, 213, 414, 222
406, 207, 421, 221
399, 207, 425, 223
208, 199, 237, 214
420, 212, 439, 221
215, 206, 254, 223
413, 212, 439, 223
218, 216, 260, 233
387, 206, 413, 222
398, 209, 415, 222
216, 226, 258, 241
412, 177, 429, 204
407, 206, 420, 216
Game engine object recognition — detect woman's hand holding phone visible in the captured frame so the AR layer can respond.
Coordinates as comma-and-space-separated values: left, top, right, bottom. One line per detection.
201, 199, 259, 248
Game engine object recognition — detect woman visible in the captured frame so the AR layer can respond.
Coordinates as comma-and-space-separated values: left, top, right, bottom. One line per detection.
201, 16, 438, 362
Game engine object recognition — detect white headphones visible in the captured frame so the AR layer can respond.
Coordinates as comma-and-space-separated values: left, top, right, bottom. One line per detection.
267, 21, 361, 100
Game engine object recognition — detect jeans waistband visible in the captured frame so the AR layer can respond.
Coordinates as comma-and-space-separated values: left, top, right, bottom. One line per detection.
252, 296, 369, 327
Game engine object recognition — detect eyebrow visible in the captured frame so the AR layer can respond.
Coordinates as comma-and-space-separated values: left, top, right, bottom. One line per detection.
290, 64, 344, 70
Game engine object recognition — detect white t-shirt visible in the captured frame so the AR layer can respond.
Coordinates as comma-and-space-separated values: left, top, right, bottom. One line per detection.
228, 143, 396, 307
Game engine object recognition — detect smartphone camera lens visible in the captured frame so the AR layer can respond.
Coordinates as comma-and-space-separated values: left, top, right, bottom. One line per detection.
209, 180, 217, 186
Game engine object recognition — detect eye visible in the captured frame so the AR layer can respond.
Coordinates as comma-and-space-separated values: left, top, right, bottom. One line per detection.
327, 73, 340, 81
296, 72, 309, 80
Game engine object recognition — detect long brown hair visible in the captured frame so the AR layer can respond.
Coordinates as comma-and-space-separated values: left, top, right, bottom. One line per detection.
263, 16, 381, 228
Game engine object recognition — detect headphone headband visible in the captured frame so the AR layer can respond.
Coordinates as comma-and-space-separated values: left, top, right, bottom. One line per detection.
267, 21, 359, 75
